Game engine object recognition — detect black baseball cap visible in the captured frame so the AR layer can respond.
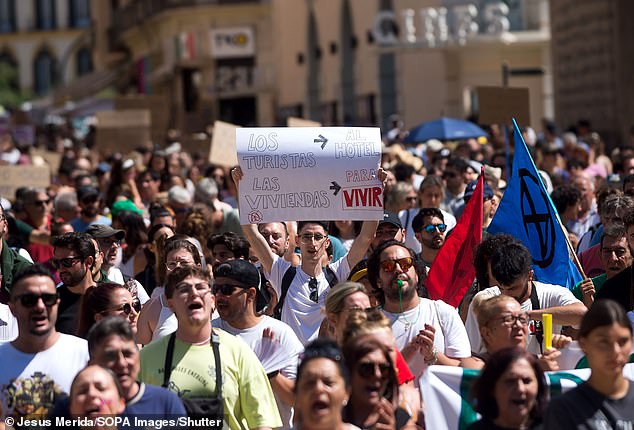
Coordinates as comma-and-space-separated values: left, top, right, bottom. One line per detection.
464, 180, 494, 203
379, 211, 403, 229
214, 259, 270, 313
86, 224, 126, 240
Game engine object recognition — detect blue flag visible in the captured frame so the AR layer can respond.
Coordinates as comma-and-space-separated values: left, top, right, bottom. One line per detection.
488, 119, 582, 290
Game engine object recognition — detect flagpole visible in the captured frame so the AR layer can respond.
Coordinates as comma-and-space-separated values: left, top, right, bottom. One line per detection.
552, 207, 588, 280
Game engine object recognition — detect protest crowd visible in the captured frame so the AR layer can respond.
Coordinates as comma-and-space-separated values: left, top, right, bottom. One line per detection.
2, 116, 634, 430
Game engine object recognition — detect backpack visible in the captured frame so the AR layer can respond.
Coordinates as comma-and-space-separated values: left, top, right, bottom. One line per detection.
273, 265, 338, 320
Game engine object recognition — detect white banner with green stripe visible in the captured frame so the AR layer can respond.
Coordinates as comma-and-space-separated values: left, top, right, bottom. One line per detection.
420, 363, 634, 430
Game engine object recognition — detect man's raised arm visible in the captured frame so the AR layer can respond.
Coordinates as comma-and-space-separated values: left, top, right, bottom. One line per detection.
231, 167, 276, 273
346, 168, 388, 268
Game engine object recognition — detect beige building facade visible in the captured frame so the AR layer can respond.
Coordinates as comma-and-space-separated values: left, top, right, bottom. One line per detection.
101, 0, 553, 134
0, 0, 92, 99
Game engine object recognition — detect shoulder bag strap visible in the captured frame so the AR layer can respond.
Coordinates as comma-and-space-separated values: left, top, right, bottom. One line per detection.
529, 282, 540, 310
162, 331, 222, 400
529, 283, 544, 354
162, 333, 176, 388
211, 331, 222, 399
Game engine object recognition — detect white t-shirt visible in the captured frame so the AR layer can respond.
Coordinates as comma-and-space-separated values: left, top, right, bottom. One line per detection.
398, 208, 456, 254
267, 255, 351, 345
107, 266, 150, 304
0, 333, 89, 419
0, 304, 17, 344
151, 288, 178, 343
213, 316, 304, 429
465, 281, 583, 355
383, 298, 471, 379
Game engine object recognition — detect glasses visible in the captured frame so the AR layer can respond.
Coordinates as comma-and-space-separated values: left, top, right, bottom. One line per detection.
299, 233, 327, 243
165, 261, 194, 271
309, 278, 319, 303
52, 257, 82, 269
213, 283, 247, 296
175, 282, 210, 296
380, 257, 414, 272
357, 361, 391, 379
15, 292, 59, 307
105, 300, 142, 315
423, 224, 447, 234
493, 313, 530, 327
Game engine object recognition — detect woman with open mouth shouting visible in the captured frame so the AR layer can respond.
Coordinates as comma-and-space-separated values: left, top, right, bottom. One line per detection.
469, 348, 547, 430
294, 339, 358, 430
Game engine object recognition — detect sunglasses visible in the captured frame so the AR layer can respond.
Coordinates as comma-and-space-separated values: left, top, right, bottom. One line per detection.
15, 292, 59, 307
52, 257, 82, 269
380, 257, 414, 272
308, 277, 319, 303
32, 199, 51, 206
357, 361, 391, 379
213, 283, 247, 296
107, 301, 142, 315
299, 233, 327, 243
423, 224, 447, 233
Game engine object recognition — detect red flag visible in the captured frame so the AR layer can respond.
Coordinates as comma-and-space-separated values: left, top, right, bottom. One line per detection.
426, 169, 484, 307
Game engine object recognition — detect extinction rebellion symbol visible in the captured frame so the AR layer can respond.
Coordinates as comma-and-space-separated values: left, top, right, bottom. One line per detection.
518, 168, 555, 268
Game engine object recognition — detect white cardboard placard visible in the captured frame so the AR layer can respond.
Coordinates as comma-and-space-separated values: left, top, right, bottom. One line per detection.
237, 127, 383, 223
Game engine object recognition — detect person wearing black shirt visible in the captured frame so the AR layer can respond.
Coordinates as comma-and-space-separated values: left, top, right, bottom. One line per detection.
544, 300, 634, 429
52, 232, 95, 335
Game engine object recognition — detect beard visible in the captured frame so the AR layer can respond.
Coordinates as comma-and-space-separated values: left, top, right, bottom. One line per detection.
422, 236, 444, 250
61, 267, 86, 287
383, 277, 418, 303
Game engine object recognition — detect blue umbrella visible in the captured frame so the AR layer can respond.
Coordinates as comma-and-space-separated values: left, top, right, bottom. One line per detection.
404, 117, 488, 143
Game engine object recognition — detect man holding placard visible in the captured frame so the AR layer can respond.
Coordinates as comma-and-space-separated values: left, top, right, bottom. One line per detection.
232, 166, 384, 345
232, 126, 386, 344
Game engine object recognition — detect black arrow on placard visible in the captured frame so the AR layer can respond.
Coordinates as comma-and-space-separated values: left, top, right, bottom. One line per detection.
314, 134, 328, 149
330, 181, 341, 196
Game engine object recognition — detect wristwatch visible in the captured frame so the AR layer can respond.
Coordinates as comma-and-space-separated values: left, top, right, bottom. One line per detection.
424, 347, 439, 366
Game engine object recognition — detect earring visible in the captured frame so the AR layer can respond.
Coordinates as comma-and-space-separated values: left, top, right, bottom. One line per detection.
342, 399, 348, 407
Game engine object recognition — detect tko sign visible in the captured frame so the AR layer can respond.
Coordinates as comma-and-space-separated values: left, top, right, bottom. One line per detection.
342, 186, 383, 210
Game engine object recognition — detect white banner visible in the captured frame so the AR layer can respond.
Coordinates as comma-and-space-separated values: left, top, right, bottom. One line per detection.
236, 127, 383, 224
420, 363, 634, 430
210, 27, 255, 59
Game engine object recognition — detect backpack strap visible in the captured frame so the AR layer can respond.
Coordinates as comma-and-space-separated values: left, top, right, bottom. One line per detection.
163, 331, 223, 398
273, 265, 339, 319
273, 266, 297, 319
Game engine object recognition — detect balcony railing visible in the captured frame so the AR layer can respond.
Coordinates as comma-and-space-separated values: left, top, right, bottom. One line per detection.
110, 0, 262, 37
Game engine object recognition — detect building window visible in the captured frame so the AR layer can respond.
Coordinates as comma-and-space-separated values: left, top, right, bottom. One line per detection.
0, 51, 18, 90
33, 49, 56, 96
76, 47, 92, 76
69, 0, 90, 28
0, 0, 15, 33
36, 0, 56, 30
